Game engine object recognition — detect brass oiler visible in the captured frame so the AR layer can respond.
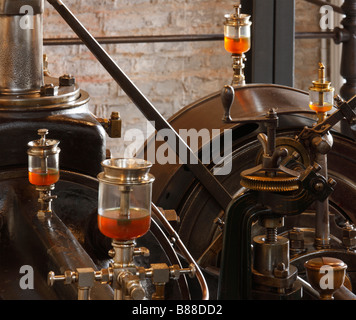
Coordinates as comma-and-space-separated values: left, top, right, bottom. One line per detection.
224, 3, 252, 86
304, 257, 347, 300
309, 63, 335, 123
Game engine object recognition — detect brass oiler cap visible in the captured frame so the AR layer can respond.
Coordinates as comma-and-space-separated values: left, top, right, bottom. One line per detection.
224, 4, 251, 27
304, 257, 347, 300
309, 62, 334, 93
97, 158, 155, 185
27, 128, 60, 157
305, 257, 347, 270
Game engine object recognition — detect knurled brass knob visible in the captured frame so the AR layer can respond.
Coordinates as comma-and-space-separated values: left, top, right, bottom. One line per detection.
304, 257, 347, 300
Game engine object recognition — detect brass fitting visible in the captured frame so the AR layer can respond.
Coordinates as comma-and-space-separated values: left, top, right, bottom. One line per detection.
97, 111, 122, 138
342, 222, 356, 249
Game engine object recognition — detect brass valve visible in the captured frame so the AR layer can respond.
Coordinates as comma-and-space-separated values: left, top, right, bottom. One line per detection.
144, 263, 196, 300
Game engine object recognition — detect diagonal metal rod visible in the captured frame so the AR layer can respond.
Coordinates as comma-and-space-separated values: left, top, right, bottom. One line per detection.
47, 0, 233, 210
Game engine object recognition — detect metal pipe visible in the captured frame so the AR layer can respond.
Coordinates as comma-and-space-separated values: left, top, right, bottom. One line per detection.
42, 32, 335, 47
296, 276, 320, 299
47, 0, 232, 210
151, 203, 209, 300
314, 152, 331, 249
114, 287, 123, 300
295, 31, 335, 39
78, 287, 90, 300
334, 285, 356, 300
297, 277, 356, 300
43, 34, 224, 45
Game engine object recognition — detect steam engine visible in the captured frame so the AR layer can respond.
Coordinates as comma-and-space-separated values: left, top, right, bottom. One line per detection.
0, 0, 356, 302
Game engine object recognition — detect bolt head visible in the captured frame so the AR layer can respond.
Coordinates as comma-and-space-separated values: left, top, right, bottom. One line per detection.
273, 262, 288, 278
40, 83, 58, 96
47, 271, 55, 286
313, 181, 325, 192
64, 270, 74, 284
289, 228, 304, 241
59, 74, 75, 86
131, 286, 145, 300
108, 248, 115, 258
100, 268, 111, 284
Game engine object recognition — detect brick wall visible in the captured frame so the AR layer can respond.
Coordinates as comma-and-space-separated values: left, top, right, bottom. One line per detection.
294, 0, 324, 90
42, 0, 323, 157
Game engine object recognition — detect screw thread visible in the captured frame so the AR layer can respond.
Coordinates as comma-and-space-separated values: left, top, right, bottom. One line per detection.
266, 228, 277, 243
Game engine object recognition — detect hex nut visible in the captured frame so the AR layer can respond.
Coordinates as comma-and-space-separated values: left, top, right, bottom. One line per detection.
64, 270, 75, 284
59, 74, 75, 86
40, 83, 59, 96
289, 228, 304, 241
151, 263, 170, 283
273, 263, 288, 278
110, 111, 120, 120
100, 268, 111, 284
137, 266, 147, 280
188, 263, 196, 278
109, 112, 122, 138
169, 265, 181, 280
343, 225, 356, 237
343, 224, 356, 247
76, 268, 95, 287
